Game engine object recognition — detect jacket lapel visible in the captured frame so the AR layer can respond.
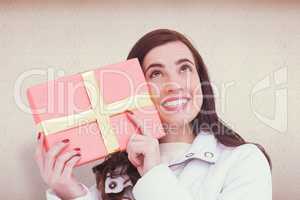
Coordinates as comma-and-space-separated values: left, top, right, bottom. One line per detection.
168, 131, 220, 167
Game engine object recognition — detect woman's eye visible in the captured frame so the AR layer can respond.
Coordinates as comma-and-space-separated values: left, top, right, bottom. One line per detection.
180, 65, 192, 72
149, 70, 162, 79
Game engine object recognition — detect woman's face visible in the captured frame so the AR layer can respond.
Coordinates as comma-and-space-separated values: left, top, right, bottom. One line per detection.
142, 41, 203, 127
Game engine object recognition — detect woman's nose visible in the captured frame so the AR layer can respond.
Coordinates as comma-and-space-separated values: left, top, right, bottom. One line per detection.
163, 81, 184, 94
162, 71, 186, 94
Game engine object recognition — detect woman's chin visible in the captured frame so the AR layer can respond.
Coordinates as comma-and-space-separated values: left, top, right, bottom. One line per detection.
161, 114, 192, 127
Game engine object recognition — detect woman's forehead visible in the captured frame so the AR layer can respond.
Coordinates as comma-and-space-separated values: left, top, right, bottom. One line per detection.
142, 41, 194, 69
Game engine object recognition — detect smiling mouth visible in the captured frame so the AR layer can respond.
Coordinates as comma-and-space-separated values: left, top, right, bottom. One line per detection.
161, 97, 190, 112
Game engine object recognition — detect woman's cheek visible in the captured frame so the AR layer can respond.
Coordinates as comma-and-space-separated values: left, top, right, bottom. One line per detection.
148, 83, 162, 106
193, 86, 203, 111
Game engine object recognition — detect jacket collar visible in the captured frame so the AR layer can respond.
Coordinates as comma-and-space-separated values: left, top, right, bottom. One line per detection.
168, 131, 220, 166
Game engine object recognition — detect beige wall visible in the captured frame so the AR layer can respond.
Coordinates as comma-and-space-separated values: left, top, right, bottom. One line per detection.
0, 1, 299, 199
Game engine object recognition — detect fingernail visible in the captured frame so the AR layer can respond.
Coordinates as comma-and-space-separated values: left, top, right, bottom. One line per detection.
74, 147, 81, 151
37, 132, 41, 140
62, 139, 70, 143
126, 110, 134, 115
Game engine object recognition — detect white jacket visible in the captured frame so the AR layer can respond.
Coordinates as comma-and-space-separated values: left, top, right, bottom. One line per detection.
46, 131, 272, 200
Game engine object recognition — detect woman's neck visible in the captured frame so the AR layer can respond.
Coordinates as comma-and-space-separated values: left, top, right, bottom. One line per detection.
158, 123, 196, 144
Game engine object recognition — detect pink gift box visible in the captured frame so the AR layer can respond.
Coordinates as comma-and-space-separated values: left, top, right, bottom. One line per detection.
27, 58, 165, 166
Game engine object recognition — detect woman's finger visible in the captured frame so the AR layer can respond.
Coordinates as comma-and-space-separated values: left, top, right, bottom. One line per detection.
126, 111, 151, 137
127, 140, 146, 162
136, 166, 143, 175
129, 132, 148, 142
127, 134, 147, 152
35, 132, 45, 175
128, 153, 142, 167
126, 137, 140, 166
44, 139, 70, 176
61, 154, 81, 178
127, 143, 143, 167
53, 149, 81, 178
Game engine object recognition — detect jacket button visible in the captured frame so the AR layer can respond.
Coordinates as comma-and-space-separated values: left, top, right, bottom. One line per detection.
204, 151, 214, 158
185, 152, 194, 157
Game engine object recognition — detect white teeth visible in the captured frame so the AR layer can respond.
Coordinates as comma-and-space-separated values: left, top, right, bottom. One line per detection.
163, 99, 188, 107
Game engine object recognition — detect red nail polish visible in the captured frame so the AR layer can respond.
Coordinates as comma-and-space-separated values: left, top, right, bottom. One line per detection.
37, 132, 41, 140
126, 110, 134, 115
62, 139, 70, 143
74, 147, 81, 151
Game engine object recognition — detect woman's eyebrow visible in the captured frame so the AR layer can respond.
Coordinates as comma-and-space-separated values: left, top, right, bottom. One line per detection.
175, 58, 194, 65
144, 58, 194, 73
144, 63, 164, 73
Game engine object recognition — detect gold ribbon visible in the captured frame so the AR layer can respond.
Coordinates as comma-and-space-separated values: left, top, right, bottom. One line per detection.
36, 71, 153, 154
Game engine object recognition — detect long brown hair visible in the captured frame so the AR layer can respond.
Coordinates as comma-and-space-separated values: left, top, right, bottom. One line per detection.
93, 29, 272, 200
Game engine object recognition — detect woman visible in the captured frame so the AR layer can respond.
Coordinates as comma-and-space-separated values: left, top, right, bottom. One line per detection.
36, 29, 272, 200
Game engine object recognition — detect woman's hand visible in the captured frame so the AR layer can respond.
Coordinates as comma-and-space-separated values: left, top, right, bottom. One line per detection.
35, 133, 87, 199
125, 111, 161, 176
